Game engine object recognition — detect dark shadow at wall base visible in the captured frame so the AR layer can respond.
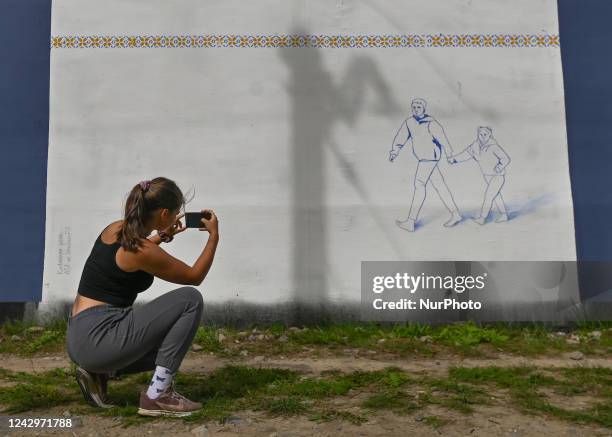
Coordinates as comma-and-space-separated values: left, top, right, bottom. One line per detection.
2, 300, 611, 328
0, 303, 26, 325
202, 301, 363, 328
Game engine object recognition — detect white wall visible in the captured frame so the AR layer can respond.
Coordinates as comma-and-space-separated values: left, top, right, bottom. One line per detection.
42, 0, 575, 312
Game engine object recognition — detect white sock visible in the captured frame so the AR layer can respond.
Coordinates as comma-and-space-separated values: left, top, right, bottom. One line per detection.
146, 366, 175, 399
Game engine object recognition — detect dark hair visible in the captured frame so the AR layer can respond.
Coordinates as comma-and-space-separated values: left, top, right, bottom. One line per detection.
115, 177, 194, 252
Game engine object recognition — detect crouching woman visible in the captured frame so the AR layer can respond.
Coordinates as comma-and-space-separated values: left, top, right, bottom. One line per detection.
66, 177, 219, 417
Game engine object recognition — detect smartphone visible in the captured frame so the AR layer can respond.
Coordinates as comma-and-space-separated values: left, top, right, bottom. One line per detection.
185, 211, 212, 228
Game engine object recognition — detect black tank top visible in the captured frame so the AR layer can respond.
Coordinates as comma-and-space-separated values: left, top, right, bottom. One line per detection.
77, 229, 154, 307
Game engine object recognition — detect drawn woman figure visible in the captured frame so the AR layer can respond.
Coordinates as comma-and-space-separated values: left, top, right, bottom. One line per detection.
450, 126, 511, 224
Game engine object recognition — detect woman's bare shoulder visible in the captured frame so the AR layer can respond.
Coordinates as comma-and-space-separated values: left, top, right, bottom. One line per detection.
103, 219, 123, 231
101, 220, 124, 244
108, 220, 125, 233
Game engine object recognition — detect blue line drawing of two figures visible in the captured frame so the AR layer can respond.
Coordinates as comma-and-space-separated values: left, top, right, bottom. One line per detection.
389, 98, 511, 232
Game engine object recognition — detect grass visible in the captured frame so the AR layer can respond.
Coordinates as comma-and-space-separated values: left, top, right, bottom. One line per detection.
309, 409, 368, 424
193, 326, 223, 353
449, 366, 612, 427
0, 363, 610, 429
1, 319, 611, 358
223, 321, 610, 359
0, 319, 611, 429
0, 319, 67, 355
362, 390, 418, 413
260, 397, 309, 416
0, 367, 79, 412
232, 321, 612, 358
434, 323, 509, 350
425, 377, 489, 413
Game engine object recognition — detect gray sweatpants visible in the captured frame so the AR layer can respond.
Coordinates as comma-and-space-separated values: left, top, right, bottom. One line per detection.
66, 286, 203, 375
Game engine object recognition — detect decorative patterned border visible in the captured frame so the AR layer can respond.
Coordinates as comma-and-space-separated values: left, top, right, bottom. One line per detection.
51, 34, 559, 49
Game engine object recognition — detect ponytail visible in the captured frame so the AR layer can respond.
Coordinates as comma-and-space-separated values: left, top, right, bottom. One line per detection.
115, 177, 192, 252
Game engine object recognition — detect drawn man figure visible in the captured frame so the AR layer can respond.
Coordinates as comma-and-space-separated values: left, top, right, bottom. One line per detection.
389, 98, 462, 232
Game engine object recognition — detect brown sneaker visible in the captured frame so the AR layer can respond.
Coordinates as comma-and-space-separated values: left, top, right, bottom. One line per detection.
138, 385, 202, 417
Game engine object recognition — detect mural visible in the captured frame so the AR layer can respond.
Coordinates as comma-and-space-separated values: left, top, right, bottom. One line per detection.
389, 100, 514, 231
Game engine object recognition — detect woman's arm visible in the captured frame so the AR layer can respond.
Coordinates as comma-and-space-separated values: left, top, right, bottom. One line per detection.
190, 233, 219, 285
138, 211, 220, 286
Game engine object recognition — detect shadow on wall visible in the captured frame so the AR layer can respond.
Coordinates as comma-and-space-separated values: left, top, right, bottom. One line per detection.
457, 193, 559, 223
4, 300, 609, 328
279, 25, 402, 321
506, 193, 558, 221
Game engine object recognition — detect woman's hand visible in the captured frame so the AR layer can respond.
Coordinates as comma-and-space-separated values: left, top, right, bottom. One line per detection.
161, 212, 187, 239
199, 209, 219, 236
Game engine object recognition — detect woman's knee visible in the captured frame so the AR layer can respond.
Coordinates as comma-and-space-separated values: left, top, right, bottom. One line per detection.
173, 286, 203, 308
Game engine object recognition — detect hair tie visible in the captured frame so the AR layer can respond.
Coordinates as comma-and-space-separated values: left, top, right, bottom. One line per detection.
139, 180, 151, 192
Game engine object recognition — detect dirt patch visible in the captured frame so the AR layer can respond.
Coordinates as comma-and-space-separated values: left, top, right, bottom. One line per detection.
1, 352, 610, 375
3, 402, 610, 437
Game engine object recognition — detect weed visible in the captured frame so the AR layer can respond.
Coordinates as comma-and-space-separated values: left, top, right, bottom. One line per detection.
193, 326, 223, 352
262, 397, 309, 416
434, 322, 509, 350
362, 390, 419, 414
